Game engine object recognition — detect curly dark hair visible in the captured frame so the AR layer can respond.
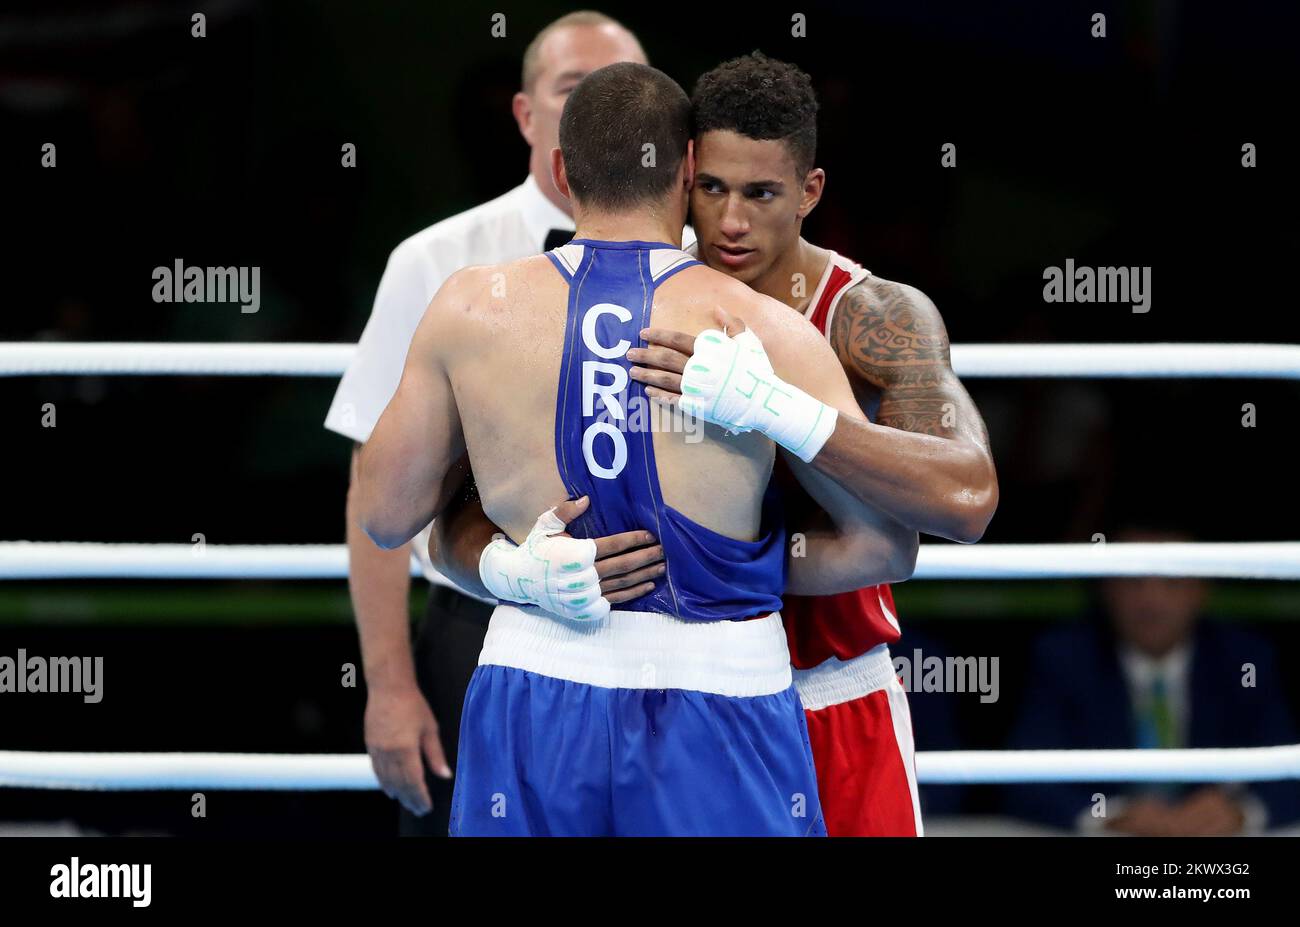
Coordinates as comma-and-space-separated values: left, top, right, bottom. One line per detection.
691, 51, 818, 175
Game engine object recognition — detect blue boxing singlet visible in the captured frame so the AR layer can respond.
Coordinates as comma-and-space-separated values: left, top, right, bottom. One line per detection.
545, 238, 786, 622
452, 238, 826, 837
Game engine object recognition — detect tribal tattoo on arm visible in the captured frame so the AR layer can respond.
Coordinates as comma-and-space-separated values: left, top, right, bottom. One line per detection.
830, 278, 991, 449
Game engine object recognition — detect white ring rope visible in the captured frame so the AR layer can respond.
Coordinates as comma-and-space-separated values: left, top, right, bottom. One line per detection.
0, 343, 356, 377
2, 342, 1298, 379
0, 752, 372, 791
912, 542, 1300, 580
918, 745, 1300, 784
1, 745, 1296, 790
1, 541, 1297, 581
949, 343, 1300, 379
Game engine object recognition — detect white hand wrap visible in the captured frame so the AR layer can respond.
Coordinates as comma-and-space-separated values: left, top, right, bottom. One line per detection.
677, 328, 838, 462
477, 508, 610, 622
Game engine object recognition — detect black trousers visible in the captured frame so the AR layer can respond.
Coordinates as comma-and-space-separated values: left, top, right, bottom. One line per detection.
397, 583, 493, 837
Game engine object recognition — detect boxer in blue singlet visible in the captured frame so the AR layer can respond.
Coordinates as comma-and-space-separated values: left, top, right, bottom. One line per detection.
452, 235, 817, 836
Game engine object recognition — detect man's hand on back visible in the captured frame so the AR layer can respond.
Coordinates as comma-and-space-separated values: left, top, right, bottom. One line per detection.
628, 306, 838, 463
478, 495, 665, 621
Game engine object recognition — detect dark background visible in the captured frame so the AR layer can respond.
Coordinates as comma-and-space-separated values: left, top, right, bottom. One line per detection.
0, 0, 1297, 834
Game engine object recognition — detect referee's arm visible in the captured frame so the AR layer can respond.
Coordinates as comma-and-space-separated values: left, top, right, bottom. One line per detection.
332, 243, 429, 700
332, 243, 458, 813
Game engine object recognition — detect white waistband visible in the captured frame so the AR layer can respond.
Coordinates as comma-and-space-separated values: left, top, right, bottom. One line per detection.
792, 644, 896, 711
478, 604, 793, 697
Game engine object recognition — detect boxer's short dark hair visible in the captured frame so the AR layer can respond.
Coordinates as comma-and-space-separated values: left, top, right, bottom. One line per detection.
691, 51, 818, 175
559, 62, 691, 210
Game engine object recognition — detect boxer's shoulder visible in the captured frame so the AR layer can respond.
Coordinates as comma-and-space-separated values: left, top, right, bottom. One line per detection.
840, 275, 943, 327
658, 263, 815, 348
828, 274, 951, 376
420, 256, 566, 359
436, 255, 556, 311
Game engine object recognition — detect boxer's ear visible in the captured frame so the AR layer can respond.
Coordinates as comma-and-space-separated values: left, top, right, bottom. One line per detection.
551, 147, 572, 201
797, 167, 826, 219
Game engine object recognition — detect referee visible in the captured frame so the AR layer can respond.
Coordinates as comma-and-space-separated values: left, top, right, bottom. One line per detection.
326, 11, 647, 836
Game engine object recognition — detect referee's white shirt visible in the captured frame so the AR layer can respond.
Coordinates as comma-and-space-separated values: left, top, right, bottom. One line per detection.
325, 174, 693, 586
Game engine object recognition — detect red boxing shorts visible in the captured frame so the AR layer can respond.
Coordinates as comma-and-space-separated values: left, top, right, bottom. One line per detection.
794, 644, 923, 836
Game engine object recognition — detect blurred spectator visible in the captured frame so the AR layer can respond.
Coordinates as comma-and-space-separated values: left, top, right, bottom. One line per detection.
1004, 523, 1299, 835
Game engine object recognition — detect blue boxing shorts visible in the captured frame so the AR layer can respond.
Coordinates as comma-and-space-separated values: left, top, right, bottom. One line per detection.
449, 604, 826, 837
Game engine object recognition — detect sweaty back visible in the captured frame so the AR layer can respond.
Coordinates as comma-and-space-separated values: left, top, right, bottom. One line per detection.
546, 239, 786, 621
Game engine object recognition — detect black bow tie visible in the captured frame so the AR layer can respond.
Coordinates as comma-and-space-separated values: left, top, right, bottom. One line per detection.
543, 228, 575, 252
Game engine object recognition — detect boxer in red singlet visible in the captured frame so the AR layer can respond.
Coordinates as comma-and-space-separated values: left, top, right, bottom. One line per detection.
628, 52, 998, 835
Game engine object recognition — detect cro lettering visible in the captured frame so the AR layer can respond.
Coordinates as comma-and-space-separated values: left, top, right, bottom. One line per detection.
581, 302, 632, 478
